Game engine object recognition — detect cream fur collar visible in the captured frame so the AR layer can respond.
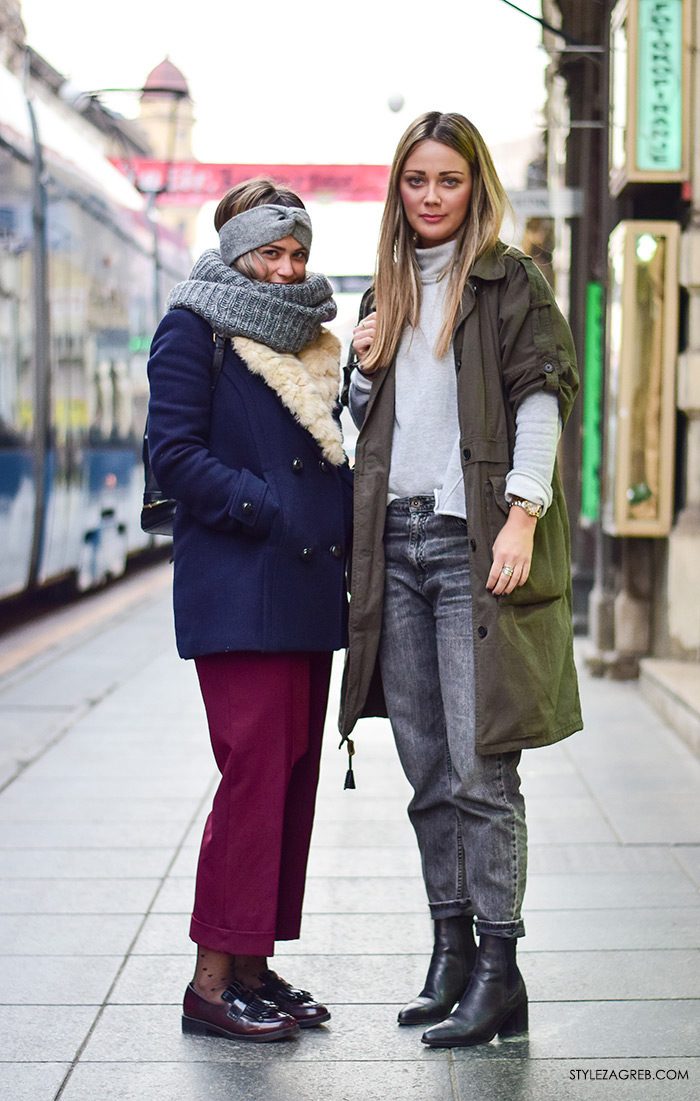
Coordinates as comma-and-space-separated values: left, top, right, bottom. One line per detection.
233, 327, 346, 466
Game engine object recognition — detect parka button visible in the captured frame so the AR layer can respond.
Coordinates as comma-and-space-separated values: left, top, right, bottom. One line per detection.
477, 626, 488, 639
455, 357, 462, 371
300, 547, 314, 562
462, 447, 471, 461
330, 544, 343, 559
318, 460, 330, 474
543, 362, 555, 374
241, 501, 254, 516
292, 457, 304, 473
470, 539, 477, 552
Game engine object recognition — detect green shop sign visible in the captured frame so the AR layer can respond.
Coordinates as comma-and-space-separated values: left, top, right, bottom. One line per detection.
637, 0, 683, 171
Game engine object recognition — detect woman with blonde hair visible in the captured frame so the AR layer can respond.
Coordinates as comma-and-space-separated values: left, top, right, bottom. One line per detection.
341, 113, 581, 1047
148, 178, 352, 1042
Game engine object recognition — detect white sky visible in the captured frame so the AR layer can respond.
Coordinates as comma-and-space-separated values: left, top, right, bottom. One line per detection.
18, 0, 549, 164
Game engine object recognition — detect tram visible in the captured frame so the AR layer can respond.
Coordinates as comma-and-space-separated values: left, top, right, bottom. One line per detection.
0, 63, 190, 602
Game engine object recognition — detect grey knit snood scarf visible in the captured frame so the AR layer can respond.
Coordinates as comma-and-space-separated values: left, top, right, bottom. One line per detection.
166, 249, 337, 355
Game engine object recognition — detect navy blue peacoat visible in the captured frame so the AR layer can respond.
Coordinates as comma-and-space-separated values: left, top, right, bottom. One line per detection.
146, 308, 352, 658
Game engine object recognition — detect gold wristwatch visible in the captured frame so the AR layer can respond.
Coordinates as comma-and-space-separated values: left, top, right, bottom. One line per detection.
509, 497, 543, 519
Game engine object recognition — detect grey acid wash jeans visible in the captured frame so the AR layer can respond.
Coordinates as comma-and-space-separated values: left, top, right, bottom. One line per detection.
379, 495, 527, 938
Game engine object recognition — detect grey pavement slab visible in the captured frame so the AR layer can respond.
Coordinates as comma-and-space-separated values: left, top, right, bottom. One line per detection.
0, 913, 144, 955
674, 846, 700, 885
0, 876, 159, 911
524, 870, 700, 909
0, 955, 122, 1004
2, 575, 700, 1098
449, 1000, 700, 1060
452, 1060, 700, 1101
0, 795, 202, 823
527, 843, 683, 873
80, 1002, 441, 1063
0, 1064, 71, 1101
0, 819, 191, 849
0, 846, 177, 878
59, 1060, 455, 1101
0, 1004, 96, 1061
108, 949, 700, 1007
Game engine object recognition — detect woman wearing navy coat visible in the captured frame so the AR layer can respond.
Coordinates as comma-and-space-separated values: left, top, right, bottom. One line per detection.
147, 179, 352, 1043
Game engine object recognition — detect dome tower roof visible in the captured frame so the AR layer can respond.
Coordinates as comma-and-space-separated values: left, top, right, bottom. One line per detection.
142, 59, 190, 98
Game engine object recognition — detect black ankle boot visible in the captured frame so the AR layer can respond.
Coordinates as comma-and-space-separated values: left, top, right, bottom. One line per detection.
421, 933, 527, 1046
398, 916, 476, 1025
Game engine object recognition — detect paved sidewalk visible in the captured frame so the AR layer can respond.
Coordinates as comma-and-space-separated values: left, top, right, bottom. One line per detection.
0, 569, 699, 1100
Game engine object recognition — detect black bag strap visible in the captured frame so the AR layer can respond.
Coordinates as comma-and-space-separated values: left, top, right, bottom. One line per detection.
211, 332, 226, 391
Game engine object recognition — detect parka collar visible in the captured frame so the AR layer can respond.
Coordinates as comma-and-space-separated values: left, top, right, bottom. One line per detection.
470, 242, 508, 282
455, 243, 508, 328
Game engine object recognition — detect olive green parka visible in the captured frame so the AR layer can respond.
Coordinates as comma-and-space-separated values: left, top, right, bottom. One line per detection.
339, 242, 583, 755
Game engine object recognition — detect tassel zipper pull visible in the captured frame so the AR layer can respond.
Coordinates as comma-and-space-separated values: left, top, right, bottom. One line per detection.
344, 738, 356, 790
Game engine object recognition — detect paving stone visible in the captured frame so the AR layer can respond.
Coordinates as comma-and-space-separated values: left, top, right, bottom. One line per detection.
109, 953, 431, 1007
60, 1059, 455, 1101
0, 878, 160, 915
0, 820, 189, 849
453, 1058, 700, 1101
132, 912, 436, 958
0, 848, 173, 879
674, 846, 700, 885
80, 1002, 442, 1063
0, 796, 201, 824
524, 871, 700, 910
0, 913, 144, 956
0, 1005, 96, 1061
0, 1063, 71, 1101
527, 845, 681, 874
450, 1000, 700, 1060
520, 949, 700, 1001
522, 908, 700, 951
0, 956, 122, 1005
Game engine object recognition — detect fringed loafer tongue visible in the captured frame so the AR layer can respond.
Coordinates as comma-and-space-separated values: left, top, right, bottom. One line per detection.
181, 981, 299, 1043
256, 970, 331, 1028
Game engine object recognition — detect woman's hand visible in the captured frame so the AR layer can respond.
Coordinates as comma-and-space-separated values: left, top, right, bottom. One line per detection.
486, 506, 537, 596
352, 311, 377, 365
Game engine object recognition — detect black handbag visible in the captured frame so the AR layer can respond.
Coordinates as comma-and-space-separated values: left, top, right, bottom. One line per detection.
140, 332, 227, 536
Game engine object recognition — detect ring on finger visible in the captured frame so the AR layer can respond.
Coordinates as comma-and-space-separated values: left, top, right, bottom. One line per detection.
501, 564, 514, 577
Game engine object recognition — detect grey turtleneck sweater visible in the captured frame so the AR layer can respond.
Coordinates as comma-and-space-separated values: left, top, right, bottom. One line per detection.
349, 239, 561, 518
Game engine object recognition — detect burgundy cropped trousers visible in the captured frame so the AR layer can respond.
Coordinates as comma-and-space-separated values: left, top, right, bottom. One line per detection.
190, 650, 332, 957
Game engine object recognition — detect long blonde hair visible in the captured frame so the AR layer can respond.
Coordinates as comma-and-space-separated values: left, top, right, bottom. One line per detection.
362, 112, 507, 373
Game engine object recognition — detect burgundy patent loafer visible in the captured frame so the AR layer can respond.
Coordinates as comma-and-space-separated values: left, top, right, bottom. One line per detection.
182, 981, 299, 1043
256, 969, 331, 1028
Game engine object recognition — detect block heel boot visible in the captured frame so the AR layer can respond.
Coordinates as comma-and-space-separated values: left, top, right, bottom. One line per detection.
398, 915, 477, 1026
421, 933, 528, 1047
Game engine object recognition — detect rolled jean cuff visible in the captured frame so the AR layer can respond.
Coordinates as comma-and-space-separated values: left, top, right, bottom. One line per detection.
429, 899, 474, 920
475, 918, 525, 939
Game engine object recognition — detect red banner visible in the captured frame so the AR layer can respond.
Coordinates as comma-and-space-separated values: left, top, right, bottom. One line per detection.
110, 160, 390, 204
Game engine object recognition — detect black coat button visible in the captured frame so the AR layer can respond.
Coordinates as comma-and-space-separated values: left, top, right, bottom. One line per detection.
330, 544, 343, 559
241, 501, 254, 516
543, 362, 555, 374
318, 460, 329, 474
292, 458, 304, 473
470, 539, 477, 552
462, 447, 471, 461
300, 547, 314, 562
455, 357, 462, 371
477, 625, 487, 639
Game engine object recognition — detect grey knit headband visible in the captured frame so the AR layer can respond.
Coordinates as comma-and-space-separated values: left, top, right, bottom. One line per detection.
218, 204, 313, 266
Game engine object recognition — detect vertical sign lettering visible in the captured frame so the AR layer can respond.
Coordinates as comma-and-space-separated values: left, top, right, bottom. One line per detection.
637, 0, 683, 171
